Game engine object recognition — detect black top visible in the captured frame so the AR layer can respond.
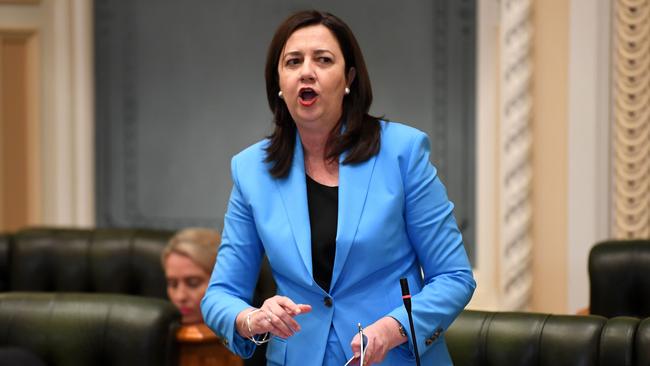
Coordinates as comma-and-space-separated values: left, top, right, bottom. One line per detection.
306, 174, 338, 293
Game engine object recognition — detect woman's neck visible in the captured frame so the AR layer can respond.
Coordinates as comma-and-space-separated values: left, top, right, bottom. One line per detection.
297, 124, 339, 186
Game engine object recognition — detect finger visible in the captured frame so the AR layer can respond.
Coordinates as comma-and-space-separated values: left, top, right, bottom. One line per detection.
265, 308, 295, 338
350, 333, 361, 358
260, 298, 294, 337
365, 337, 375, 365
261, 312, 293, 339
274, 298, 313, 317
296, 304, 312, 314
270, 305, 304, 332
261, 298, 297, 338
274, 296, 304, 316
254, 309, 274, 335
368, 337, 387, 365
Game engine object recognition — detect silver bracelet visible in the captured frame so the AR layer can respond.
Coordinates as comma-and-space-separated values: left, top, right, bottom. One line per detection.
246, 308, 270, 345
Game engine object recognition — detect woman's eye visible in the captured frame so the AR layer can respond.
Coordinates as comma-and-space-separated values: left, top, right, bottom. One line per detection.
318, 57, 332, 64
286, 58, 300, 66
186, 277, 203, 288
166, 280, 178, 288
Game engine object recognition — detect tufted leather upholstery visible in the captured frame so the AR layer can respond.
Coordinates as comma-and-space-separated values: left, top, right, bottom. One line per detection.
589, 239, 650, 318
0, 292, 180, 366
447, 310, 650, 366
0, 233, 10, 291
1, 227, 278, 304
2, 228, 174, 297
0, 227, 275, 366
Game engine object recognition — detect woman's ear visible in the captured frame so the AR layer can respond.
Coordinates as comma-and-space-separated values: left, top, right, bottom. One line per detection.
346, 67, 356, 87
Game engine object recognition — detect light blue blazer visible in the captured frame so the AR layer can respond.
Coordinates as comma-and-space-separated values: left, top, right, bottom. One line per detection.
202, 121, 475, 365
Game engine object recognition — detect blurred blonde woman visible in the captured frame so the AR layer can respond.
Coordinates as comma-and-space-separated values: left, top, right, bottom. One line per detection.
162, 228, 220, 324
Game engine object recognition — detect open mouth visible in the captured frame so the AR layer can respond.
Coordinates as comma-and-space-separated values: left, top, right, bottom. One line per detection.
299, 88, 319, 106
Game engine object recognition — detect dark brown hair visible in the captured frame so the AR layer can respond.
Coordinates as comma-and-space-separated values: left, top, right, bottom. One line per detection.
264, 10, 381, 178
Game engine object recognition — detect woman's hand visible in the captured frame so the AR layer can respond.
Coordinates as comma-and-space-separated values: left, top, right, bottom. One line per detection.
349, 317, 407, 365
236, 296, 312, 339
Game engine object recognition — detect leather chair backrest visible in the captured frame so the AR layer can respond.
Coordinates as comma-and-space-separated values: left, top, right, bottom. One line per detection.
589, 240, 650, 318
447, 310, 645, 366
0, 292, 180, 366
637, 318, 650, 366
0, 233, 10, 291
6, 228, 174, 298
600, 317, 639, 366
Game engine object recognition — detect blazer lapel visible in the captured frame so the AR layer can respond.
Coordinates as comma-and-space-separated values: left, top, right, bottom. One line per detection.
330, 152, 377, 291
274, 133, 313, 280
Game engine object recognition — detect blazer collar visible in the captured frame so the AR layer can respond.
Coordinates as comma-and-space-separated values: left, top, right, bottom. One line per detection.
274, 131, 377, 292
331, 149, 376, 291
274, 132, 313, 283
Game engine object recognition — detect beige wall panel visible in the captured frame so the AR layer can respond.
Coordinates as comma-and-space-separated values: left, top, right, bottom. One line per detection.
0, 31, 38, 231
531, 0, 570, 313
0, 0, 94, 228
0, 1, 40, 4
566, 0, 613, 313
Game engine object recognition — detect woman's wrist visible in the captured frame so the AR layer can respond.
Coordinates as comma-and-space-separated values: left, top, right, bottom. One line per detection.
381, 316, 408, 349
236, 307, 271, 345
236, 307, 256, 338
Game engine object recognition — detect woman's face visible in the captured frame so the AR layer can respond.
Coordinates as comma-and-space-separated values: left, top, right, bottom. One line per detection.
278, 24, 354, 132
164, 252, 210, 324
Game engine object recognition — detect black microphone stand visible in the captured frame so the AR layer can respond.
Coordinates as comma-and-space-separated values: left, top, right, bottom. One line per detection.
400, 278, 421, 366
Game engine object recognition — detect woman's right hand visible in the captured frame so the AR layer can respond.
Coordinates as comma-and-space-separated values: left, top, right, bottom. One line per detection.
237, 296, 312, 339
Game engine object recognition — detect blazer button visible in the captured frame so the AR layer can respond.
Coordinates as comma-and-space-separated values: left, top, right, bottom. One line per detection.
323, 296, 333, 307
425, 339, 433, 346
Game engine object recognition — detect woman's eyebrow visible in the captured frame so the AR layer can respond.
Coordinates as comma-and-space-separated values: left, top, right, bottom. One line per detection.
283, 51, 303, 59
283, 49, 334, 58
313, 49, 333, 55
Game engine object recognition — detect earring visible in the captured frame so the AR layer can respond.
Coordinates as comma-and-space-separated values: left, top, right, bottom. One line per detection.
344, 87, 350, 95
278, 90, 283, 99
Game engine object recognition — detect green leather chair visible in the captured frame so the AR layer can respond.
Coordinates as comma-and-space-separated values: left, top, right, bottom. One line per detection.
589, 239, 650, 318
0, 228, 174, 296
447, 309, 650, 366
0, 292, 180, 366
0, 227, 276, 366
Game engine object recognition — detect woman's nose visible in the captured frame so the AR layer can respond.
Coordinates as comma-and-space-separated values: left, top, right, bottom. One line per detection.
175, 286, 189, 301
299, 61, 316, 82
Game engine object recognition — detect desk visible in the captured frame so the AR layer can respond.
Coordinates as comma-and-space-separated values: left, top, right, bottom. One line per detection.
177, 324, 243, 366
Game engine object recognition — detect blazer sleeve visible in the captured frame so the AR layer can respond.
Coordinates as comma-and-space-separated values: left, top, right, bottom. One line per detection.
201, 155, 265, 358
387, 130, 476, 357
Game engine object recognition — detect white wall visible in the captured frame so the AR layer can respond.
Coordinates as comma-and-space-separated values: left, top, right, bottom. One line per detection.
567, 0, 612, 313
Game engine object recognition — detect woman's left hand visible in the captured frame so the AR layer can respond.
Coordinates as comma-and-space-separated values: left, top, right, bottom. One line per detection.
349, 316, 407, 365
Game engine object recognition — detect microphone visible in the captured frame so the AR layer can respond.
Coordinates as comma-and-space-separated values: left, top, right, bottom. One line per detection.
400, 278, 421, 366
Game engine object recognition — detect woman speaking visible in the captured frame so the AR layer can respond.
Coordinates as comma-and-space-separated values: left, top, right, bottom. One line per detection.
201, 10, 475, 366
